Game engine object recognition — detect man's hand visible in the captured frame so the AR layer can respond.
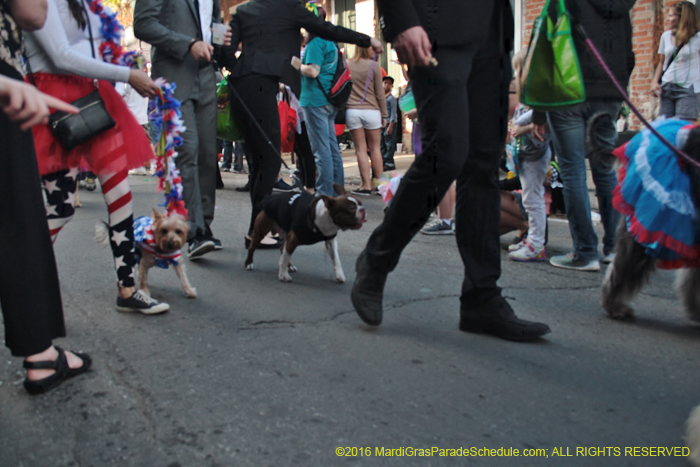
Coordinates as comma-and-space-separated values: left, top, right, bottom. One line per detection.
0, 75, 78, 130
370, 37, 384, 56
392, 26, 432, 67
190, 41, 214, 62
386, 121, 394, 135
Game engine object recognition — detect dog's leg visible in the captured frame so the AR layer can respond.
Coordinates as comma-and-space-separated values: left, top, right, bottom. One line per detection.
175, 262, 197, 298
138, 254, 156, 297
601, 222, 656, 320
687, 404, 700, 467
278, 234, 299, 282
676, 268, 700, 323
245, 212, 276, 271
325, 237, 345, 283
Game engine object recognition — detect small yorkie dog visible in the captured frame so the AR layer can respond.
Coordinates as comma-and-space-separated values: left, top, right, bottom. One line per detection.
96, 209, 196, 298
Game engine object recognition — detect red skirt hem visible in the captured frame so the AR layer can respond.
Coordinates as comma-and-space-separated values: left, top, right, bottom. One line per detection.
27, 73, 154, 176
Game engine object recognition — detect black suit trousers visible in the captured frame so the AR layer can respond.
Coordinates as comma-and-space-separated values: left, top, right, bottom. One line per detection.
363, 20, 512, 307
230, 74, 282, 234
0, 67, 65, 356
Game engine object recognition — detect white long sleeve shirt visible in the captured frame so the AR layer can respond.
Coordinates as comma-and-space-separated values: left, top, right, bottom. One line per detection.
23, 0, 130, 83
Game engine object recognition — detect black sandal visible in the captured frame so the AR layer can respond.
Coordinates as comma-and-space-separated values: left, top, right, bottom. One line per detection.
23, 346, 92, 395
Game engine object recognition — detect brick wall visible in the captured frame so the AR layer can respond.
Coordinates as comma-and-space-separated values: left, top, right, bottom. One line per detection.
519, 0, 669, 130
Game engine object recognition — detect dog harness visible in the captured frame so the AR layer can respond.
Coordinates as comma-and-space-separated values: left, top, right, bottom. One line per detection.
133, 216, 182, 269
263, 192, 336, 245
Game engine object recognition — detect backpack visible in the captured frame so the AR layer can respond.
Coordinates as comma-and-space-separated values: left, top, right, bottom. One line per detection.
316, 45, 352, 108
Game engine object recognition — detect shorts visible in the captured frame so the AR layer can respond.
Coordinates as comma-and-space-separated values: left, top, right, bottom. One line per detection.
345, 108, 382, 131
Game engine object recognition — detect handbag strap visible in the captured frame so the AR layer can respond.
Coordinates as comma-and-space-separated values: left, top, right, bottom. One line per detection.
79, 0, 100, 89
357, 55, 378, 105
660, 40, 687, 84
580, 25, 700, 171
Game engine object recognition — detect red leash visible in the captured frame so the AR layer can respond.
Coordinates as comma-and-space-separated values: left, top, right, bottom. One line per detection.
579, 26, 700, 170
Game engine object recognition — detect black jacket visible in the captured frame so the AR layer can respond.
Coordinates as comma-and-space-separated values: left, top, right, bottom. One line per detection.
219, 0, 372, 96
376, 0, 514, 51
549, 0, 636, 100
263, 192, 335, 245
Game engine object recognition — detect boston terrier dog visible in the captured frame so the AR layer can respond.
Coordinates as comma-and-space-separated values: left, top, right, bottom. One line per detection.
245, 183, 366, 283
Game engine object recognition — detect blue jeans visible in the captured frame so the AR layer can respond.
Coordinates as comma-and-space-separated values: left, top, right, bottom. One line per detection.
547, 99, 622, 261
302, 105, 344, 196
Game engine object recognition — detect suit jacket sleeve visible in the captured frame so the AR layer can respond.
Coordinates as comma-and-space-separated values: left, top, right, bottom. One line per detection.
134, 0, 194, 61
292, 1, 372, 47
218, 13, 240, 70
376, 0, 421, 43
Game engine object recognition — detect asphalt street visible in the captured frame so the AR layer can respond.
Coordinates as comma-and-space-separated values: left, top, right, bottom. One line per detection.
1, 160, 699, 467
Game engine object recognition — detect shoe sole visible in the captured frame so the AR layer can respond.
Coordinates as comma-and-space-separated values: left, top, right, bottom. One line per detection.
188, 241, 216, 259
459, 320, 551, 342
420, 230, 454, 235
117, 303, 170, 315
116, 303, 170, 314
549, 260, 600, 271
351, 191, 371, 196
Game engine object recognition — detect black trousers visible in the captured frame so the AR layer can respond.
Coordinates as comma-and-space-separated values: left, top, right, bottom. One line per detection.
230, 74, 282, 234
363, 14, 511, 307
0, 66, 66, 357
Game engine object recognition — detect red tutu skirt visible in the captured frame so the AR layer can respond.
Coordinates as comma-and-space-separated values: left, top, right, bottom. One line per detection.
27, 73, 154, 176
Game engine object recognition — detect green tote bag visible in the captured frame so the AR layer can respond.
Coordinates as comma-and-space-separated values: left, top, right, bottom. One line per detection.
216, 76, 244, 142
521, 0, 585, 111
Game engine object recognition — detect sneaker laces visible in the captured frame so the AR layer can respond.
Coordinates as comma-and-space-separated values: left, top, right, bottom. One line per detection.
133, 290, 159, 305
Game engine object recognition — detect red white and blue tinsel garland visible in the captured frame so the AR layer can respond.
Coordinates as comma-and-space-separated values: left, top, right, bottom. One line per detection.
87, 0, 186, 218
86, 0, 143, 69
152, 78, 188, 218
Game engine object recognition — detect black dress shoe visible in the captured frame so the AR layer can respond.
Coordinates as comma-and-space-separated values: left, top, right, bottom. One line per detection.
459, 295, 550, 342
350, 250, 388, 326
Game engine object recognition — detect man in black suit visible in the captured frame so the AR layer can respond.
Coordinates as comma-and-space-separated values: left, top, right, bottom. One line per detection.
218, 0, 383, 247
351, 0, 551, 342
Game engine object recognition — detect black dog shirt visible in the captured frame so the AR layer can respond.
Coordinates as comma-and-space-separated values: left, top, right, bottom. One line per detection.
263, 192, 336, 245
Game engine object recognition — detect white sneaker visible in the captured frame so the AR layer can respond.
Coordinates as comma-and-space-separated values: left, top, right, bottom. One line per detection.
508, 241, 546, 262
508, 240, 525, 252
602, 252, 616, 264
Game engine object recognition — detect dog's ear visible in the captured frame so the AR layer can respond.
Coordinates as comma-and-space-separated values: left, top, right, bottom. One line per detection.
320, 194, 335, 209
152, 208, 164, 220
332, 183, 346, 196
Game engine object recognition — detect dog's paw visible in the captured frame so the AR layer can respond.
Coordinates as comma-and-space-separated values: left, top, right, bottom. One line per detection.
245, 263, 254, 271
334, 270, 346, 283
288, 264, 297, 273
278, 272, 293, 282
605, 304, 636, 322
184, 286, 197, 298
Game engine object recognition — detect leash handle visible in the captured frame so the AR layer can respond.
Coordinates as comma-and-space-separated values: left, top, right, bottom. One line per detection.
578, 25, 700, 170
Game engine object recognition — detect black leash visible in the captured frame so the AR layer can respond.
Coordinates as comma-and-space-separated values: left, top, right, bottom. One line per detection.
226, 78, 291, 171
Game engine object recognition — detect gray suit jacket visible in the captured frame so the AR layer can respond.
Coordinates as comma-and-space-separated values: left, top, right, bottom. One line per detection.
133, 0, 221, 100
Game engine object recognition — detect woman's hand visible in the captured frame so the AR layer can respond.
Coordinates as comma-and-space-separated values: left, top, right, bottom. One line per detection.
128, 70, 158, 98
0, 75, 78, 130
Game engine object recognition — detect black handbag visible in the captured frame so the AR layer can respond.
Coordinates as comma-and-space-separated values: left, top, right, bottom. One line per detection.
48, 89, 116, 150
41, 0, 115, 150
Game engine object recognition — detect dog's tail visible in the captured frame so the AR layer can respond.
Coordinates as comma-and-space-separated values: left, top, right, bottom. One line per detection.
94, 221, 110, 247
586, 112, 637, 167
